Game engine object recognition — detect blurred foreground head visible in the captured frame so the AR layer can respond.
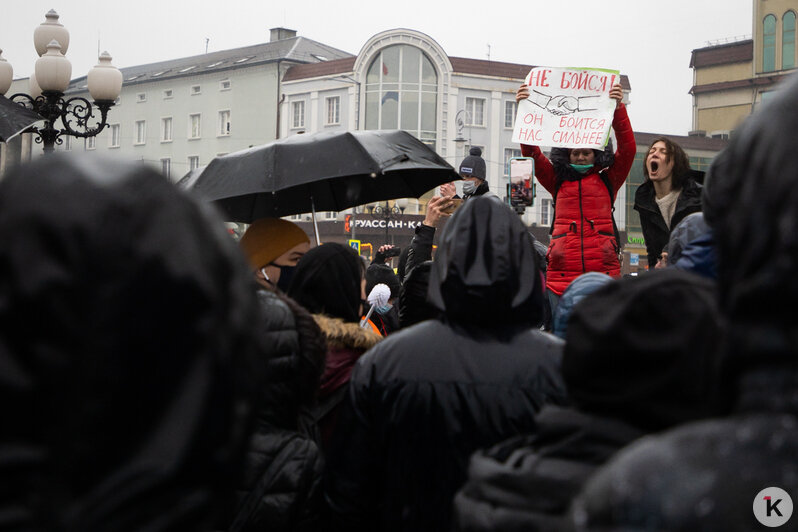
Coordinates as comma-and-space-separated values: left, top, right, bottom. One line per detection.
563, 268, 723, 431
427, 196, 544, 328
0, 154, 264, 530
702, 72, 798, 371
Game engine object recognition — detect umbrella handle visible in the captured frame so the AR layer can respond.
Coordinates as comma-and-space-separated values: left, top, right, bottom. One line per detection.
310, 196, 321, 246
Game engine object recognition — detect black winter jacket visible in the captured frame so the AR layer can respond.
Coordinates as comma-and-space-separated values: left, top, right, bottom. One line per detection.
453, 406, 644, 532
454, 268, 724, 532
323, 197, 568, 532
634, 176, 702, 267
227, 289, 326, 531
571, 370, 798, 532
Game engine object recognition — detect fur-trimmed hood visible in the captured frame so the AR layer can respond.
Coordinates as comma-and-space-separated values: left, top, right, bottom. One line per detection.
313, 314, 382, 351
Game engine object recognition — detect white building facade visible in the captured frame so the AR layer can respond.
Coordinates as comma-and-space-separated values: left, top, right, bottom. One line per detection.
280, 29, 631, 230
2, 28, 352, 181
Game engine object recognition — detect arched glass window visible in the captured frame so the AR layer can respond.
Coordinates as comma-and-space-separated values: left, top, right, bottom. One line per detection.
364, 45, 437, 148
764, 14, 777, 72
783, 11, 796, 70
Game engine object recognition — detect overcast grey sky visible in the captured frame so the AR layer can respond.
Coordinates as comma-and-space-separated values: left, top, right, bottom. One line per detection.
1, 0, 754, 135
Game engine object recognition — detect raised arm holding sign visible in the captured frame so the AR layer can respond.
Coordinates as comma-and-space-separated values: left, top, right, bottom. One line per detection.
513, 67, 635, 313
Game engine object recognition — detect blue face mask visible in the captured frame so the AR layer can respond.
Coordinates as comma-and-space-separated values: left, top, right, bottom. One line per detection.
570, 163, 593, 174
376, 304, 393, 314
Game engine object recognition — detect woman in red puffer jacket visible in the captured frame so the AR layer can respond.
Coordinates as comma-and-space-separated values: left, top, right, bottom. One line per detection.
514, 82, 635, 311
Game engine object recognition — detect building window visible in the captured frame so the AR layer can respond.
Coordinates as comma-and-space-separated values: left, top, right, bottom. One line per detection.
764, 14, 777, 72
504, 100, 517, 128
161, 117, 173, 142
326, 96, 340, 125
292, 101, 305, 129
784, 11, 796, 70
85, 136, 95, 150
324, 211, 336, 220
188, 156, 200, 171
189, 113, 201, 139
136, 92, 146, 102
504, 148, 522, 176
541, 198, 552, 226
218, 110, 231, 136
163, 89, 173, 99
220, 79, 231, 91
191, 85, 201, 95
161, 158, 171, 179
364, 44, 438, 147
465, 97, 486, 127
109, 124, 120, 148
135, 120, 146, 145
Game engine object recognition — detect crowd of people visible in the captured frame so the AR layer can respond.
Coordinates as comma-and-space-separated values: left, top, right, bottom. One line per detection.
2, 71, 797, 532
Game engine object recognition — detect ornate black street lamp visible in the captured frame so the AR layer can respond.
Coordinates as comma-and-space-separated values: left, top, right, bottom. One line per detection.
0, 10, 122, 153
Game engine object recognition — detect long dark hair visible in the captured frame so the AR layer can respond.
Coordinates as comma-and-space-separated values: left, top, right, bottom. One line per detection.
643, 137, 692, 189
287, 243, 365, 323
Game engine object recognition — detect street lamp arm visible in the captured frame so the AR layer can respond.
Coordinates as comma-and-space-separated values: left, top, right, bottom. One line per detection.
10, 91, 115, 150
59, 95, 114, 138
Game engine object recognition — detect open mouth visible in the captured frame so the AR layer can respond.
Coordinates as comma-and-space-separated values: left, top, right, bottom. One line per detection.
650, 160, 659, 173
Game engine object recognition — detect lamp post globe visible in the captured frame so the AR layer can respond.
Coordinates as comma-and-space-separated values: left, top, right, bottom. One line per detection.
0, 49, 13, 95
6, 10, 121, 154
33, 9, 70, 57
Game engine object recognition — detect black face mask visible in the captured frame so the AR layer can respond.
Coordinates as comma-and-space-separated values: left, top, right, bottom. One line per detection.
274, 264, 297, 292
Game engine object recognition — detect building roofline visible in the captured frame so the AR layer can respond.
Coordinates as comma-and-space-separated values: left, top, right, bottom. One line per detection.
689, 72, 792, 94
286, 54, 631, 90
690, 39, 753, 68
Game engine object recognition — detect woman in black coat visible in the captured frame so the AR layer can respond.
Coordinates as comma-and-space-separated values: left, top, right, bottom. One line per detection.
633, 137, 703, 268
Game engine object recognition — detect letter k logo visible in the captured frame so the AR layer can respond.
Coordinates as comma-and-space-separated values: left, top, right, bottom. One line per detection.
765, 496, 784, 517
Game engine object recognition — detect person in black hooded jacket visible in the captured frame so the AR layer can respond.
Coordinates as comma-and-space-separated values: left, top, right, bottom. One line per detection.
0, 154, 264, 531
452, 268, 723, 532
568, 70, 798, 532
322, 196, 568, 532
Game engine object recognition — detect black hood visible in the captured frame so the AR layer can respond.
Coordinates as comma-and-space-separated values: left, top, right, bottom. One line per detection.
427, 196, 544, 327
0, 154, 265, 530
702, 72, 798, 366
563, 269, 723, 431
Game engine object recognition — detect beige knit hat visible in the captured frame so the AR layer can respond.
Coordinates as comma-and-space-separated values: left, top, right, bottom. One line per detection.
239, 218, 310, 270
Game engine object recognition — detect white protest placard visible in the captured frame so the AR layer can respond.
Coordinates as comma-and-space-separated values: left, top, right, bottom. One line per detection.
512, 67, 620, 149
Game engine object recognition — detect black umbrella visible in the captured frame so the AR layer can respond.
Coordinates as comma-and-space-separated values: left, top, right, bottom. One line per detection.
177, 129, 459, 223
0, 95, 44, 143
